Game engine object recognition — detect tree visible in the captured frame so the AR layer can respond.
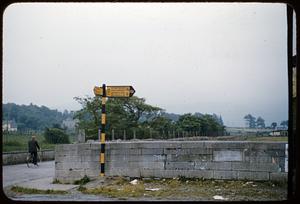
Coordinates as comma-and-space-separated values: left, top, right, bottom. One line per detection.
176, 113, 225, 136
256, 117, 265, 128
280, 120, 288, 128
177, 113, 202, 132
73, 95, 162, 140
271, 122, 277, 129
2, 103, 73, 131
44, 128, 70, 144
244, 114, 256, 128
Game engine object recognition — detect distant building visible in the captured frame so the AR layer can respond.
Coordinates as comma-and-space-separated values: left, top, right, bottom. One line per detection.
2, 120, 18, 132
269, 130, 288, 137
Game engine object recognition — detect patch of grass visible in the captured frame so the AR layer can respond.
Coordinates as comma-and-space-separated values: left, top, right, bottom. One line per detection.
11, 186, 68, 194
78, 185, 87, 191
74, 175, 91, 185
52, 179, 62, 184
2, 133, 56, 152
80, 177, 287, 201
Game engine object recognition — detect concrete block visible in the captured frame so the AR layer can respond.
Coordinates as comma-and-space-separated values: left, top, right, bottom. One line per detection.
165, 161, 195, 170
237, 171, 269, 181
181, 141, 205, 149
107, 168, 140, 177
206, 141, 249, 149
142, 148, 164, 155
213, 170, 238, 180
213, 150, 243, 161
129, 161, 165, 170
249, 142, 286, 150
244, 156, 272, 163
186, 170, 214, 178
140, 155, 166, 162
109, 148, 142, 155
105, 154, 130, 162
189, 148, 213, 155
269, 172, 288, 182
164, 148, 190, 155
139, 141, 181, 149
195, 161, 231, 170
106, 161, 129, 169
166, 154, 212, 162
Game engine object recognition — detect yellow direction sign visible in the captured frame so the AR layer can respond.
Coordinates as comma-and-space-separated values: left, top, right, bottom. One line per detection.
93, 85, 135, 97
93, 86, 103, 96
107, 86, 135, 97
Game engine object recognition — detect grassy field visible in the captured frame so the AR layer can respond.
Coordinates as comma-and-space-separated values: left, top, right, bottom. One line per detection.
2, 132, 76, 152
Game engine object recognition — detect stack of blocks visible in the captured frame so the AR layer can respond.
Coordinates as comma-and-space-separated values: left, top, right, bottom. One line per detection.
55, 141, 288, 183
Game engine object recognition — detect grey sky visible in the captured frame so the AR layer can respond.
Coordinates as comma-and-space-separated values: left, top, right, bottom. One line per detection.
3, 3, 288, 127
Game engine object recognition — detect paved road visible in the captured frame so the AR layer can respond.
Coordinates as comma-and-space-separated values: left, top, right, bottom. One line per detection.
2, 161, 117, 201
2, 161, 55, 187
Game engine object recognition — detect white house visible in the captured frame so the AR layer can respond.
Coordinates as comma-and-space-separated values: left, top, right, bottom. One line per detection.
2, 120, 18, 132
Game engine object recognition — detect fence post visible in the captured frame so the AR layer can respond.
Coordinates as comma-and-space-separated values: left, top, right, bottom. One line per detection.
112, 129, 115, 140
133, 129, 136, 140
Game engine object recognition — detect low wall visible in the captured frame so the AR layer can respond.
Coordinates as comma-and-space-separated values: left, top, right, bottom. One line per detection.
54, 141, 288, 183
2, 150, 55, 165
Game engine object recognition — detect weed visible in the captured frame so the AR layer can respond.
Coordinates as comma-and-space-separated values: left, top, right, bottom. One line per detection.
52, 179, 62, 184
74, 175, 90, 185
11, 186, 68, 194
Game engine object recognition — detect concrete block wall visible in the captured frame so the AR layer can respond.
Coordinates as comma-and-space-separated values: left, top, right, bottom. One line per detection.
54, 141, 288, 183
3, 149, 54, 165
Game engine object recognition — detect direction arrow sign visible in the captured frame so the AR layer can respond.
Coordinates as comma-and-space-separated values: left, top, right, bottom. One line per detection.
107, 86, 135, 97
93, 86, 103, 96
93, 85, 135, 97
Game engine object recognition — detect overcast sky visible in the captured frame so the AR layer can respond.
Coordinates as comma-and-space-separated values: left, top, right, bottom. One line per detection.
3, 3, 289, 127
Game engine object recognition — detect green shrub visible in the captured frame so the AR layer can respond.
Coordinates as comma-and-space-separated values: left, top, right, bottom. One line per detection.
44, 128, 70, 144
74, 175, 90, 185
3, 140, 22, 146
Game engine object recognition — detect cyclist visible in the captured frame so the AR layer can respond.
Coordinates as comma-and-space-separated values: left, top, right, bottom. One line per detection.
28, 135, 40, 166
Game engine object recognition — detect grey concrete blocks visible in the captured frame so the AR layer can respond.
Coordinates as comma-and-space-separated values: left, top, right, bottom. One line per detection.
270, 172, 288, 182
237, 171, 269, 181
213, 150, 243, 162
142, 148, 164, 155
214, 170, 238, 180
165, 161, 195, 170
54, 141, 288, 182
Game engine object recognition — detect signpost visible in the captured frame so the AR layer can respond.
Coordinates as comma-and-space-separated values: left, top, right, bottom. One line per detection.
94, 84, 135, 177
94, 86, 135, 97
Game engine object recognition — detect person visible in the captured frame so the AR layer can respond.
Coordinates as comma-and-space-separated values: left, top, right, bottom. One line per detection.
28, 135, 40, 165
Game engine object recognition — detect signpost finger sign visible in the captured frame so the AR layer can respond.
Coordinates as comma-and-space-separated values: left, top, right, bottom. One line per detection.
94, 84, 135, 176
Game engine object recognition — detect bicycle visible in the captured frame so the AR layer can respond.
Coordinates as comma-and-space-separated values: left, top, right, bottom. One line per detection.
26, 149, 42, 168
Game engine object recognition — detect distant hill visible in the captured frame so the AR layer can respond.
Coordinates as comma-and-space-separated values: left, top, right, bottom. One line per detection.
2, 103, 74, 131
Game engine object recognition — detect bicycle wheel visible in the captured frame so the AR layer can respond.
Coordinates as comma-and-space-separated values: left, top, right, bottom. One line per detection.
36, 152, 40, 166
26, 154, 34, 168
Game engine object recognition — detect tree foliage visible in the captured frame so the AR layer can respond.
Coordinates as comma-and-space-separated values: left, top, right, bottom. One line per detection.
256, 116, 265, 128
271, 122, 277, 129
44, 128, 70, 144
2, 103, 73, 131
74, 96, 163, 140
244, 114, 256, 128
74, 95, 225, 140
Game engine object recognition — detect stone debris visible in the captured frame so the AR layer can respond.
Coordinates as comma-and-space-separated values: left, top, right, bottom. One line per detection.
129, 179, 138, 185
145, 188, 160, 191
213, 195, 227, 200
